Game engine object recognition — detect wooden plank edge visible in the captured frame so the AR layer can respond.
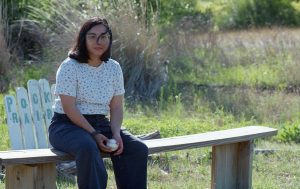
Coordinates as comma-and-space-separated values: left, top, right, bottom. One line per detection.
145, 129, 277, 154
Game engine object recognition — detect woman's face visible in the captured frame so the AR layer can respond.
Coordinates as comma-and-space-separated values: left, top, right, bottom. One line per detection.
85, 24, 110, 60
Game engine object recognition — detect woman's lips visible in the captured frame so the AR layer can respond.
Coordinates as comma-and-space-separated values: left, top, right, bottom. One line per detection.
94, 47, 103, 50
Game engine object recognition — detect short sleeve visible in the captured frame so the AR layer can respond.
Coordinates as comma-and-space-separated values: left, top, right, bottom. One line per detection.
55, 60, 77, 97
113, 64, 125, 96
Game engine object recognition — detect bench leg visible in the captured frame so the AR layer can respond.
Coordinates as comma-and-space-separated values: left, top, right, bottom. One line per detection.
5, 163, 57, 189
211, 140, 253, 189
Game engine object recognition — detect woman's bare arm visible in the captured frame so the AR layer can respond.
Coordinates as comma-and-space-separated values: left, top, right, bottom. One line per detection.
109, 95, 124, 155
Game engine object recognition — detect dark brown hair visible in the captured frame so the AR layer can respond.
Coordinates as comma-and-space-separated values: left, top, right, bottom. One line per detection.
69, 17, 112, 63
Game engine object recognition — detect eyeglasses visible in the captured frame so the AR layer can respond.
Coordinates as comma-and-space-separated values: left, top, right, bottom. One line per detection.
86, 33, 110, 44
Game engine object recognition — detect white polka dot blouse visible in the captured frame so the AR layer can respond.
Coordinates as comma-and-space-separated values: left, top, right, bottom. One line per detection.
53, 57, 125, 115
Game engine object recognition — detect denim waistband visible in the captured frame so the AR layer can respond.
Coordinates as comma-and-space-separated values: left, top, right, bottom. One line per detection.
51, 112, 110, 128
53, 112, 105, 119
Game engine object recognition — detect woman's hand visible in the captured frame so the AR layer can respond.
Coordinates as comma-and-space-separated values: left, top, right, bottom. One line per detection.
112, 133, 124, 155
109, 95, 124, 155
94, 134, 113, 153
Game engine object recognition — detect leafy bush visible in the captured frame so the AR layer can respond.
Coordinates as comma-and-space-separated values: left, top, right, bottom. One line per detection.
278, 121, 300, 143
158, 0, 199, 25
204, 0, 300, 29
230, 0, 300, 28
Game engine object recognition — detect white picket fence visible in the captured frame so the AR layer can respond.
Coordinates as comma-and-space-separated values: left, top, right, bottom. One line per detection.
4, 79, 55, 150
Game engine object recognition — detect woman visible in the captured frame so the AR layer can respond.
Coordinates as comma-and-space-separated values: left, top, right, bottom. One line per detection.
49, 17, 148, 189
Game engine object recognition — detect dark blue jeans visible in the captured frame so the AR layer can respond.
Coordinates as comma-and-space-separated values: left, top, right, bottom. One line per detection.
49, 112, 148, 189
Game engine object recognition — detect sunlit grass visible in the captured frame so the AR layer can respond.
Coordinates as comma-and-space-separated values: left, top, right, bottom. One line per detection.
169, 28, 300, 90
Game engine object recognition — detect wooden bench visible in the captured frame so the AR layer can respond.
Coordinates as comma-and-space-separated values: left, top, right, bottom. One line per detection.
1, 79, 278, 189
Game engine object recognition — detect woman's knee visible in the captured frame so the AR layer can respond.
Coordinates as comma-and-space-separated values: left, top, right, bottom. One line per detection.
76, 137, 99, 155
135, 141, 149, 157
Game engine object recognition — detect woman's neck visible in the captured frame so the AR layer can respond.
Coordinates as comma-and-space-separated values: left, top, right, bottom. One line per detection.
88, 57, 102, 67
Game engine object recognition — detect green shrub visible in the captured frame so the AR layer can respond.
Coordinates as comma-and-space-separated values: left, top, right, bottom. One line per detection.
159, 0, 199, 25
196, 0, 300, 29
278, 121, 300, 143
227, 0, 300, 28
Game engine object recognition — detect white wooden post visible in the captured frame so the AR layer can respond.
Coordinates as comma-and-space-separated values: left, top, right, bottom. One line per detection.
16, 87, 37, 149
4, 95, 23, 149
27, 80, 48, 148
39, 79, 53, 130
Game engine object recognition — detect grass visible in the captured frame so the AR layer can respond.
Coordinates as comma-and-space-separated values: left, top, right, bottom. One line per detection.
169, 28, 300, 90
252, 141, 300, 189
0, 94, 9, 151
123, 106, 254, 137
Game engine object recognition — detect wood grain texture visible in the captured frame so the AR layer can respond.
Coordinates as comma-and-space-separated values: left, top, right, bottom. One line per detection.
212, 143, 239, 189
0, 149, 74, 165
237, 140, 253, 188
144, 126, 277, 154
211, 141, 253, 189
4, 95, 23, 150
6, 164, 34, 189
27, 79, 48, 148
5, 163, 56, 189
38, 79, 53, 131
16, 87, 36, 149
35, 163, 56, 189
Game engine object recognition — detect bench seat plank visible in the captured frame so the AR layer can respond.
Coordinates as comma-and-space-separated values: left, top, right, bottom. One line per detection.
0, 149, 73, 165
145, 126, 277, 154
0, 126, 277, 165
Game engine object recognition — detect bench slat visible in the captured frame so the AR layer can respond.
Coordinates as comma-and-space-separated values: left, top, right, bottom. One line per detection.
4, 95, 23, 150
16, 87, 36, 149
0, 126, 277, 165
0, 149, 73, 165
50, 84, 56, 104
27, 80, 48, 148
145, 126, 277, 154
39, 79, 54, 130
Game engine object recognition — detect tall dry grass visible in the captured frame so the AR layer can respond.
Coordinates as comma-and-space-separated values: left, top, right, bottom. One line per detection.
25, 0, 168, 100
106, 2, 168, 100
0, 4, 12, 92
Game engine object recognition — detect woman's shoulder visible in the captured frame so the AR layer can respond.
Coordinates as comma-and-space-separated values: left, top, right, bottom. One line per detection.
106, 59, 122, 69
107, 58, 120, 66
61, 57, 79, 66
59, 57, 80, 69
